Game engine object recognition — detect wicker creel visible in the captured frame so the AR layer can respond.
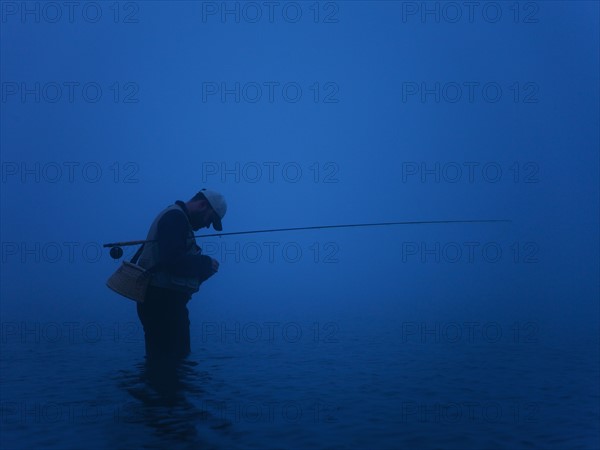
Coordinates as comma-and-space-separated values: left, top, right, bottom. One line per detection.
106, 261, 152, 303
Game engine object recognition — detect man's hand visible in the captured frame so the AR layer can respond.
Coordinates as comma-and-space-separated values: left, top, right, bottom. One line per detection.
210, 258, 220, 273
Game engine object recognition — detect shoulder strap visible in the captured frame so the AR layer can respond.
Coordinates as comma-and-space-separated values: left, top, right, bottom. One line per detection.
130, 202, 190, 270
130, 243, 163, 273
130, 244, 145, 264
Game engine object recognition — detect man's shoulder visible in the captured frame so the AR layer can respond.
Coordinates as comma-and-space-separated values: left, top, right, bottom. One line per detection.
158, 207, 187, 222
154, 203, 186, 220
156, 204, 191, 233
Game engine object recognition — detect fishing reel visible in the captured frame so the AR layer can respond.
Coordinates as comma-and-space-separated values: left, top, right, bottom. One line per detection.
109, 246, 124, 260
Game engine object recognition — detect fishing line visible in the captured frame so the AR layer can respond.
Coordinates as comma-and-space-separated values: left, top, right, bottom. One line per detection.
103, 219, 511, 259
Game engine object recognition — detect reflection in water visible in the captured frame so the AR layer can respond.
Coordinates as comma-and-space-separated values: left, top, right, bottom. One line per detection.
115, 356, 227, 449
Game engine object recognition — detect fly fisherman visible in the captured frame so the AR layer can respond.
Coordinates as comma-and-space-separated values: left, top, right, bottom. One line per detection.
135, 189, 226, 360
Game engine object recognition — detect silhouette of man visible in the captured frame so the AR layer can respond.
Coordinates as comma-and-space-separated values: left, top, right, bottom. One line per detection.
135, 189, 226, 360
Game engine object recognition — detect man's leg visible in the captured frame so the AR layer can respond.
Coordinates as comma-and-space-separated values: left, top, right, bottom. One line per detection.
172, 297, 191, 358
137, 288, 191, 360
136, 288, 172, 358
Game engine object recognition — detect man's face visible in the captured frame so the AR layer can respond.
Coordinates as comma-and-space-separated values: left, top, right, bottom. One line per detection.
190, 201, 218, 231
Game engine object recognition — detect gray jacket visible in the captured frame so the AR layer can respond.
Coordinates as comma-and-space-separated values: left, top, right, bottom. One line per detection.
137, 201, 213, 296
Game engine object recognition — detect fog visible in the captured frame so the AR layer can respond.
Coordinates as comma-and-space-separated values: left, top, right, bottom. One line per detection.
1, 2, 598, 449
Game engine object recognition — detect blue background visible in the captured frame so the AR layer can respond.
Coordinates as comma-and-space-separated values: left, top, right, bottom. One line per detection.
1, 1, 599, 449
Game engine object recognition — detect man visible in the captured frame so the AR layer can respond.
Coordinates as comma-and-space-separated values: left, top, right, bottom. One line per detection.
135, 188, 227, 360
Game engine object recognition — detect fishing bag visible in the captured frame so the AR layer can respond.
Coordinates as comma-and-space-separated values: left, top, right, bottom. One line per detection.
106, 245, 156, 303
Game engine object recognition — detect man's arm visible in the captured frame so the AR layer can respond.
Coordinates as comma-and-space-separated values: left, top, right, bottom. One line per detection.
155, 209, 215, 282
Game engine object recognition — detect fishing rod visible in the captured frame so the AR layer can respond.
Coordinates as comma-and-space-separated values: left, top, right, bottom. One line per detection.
103, 219, 511, 259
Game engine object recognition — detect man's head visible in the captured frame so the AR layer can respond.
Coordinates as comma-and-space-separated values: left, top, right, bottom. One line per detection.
185, 189, 227, 231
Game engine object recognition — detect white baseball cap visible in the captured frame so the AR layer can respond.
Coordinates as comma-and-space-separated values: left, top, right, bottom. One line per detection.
201, 188, 227, 231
